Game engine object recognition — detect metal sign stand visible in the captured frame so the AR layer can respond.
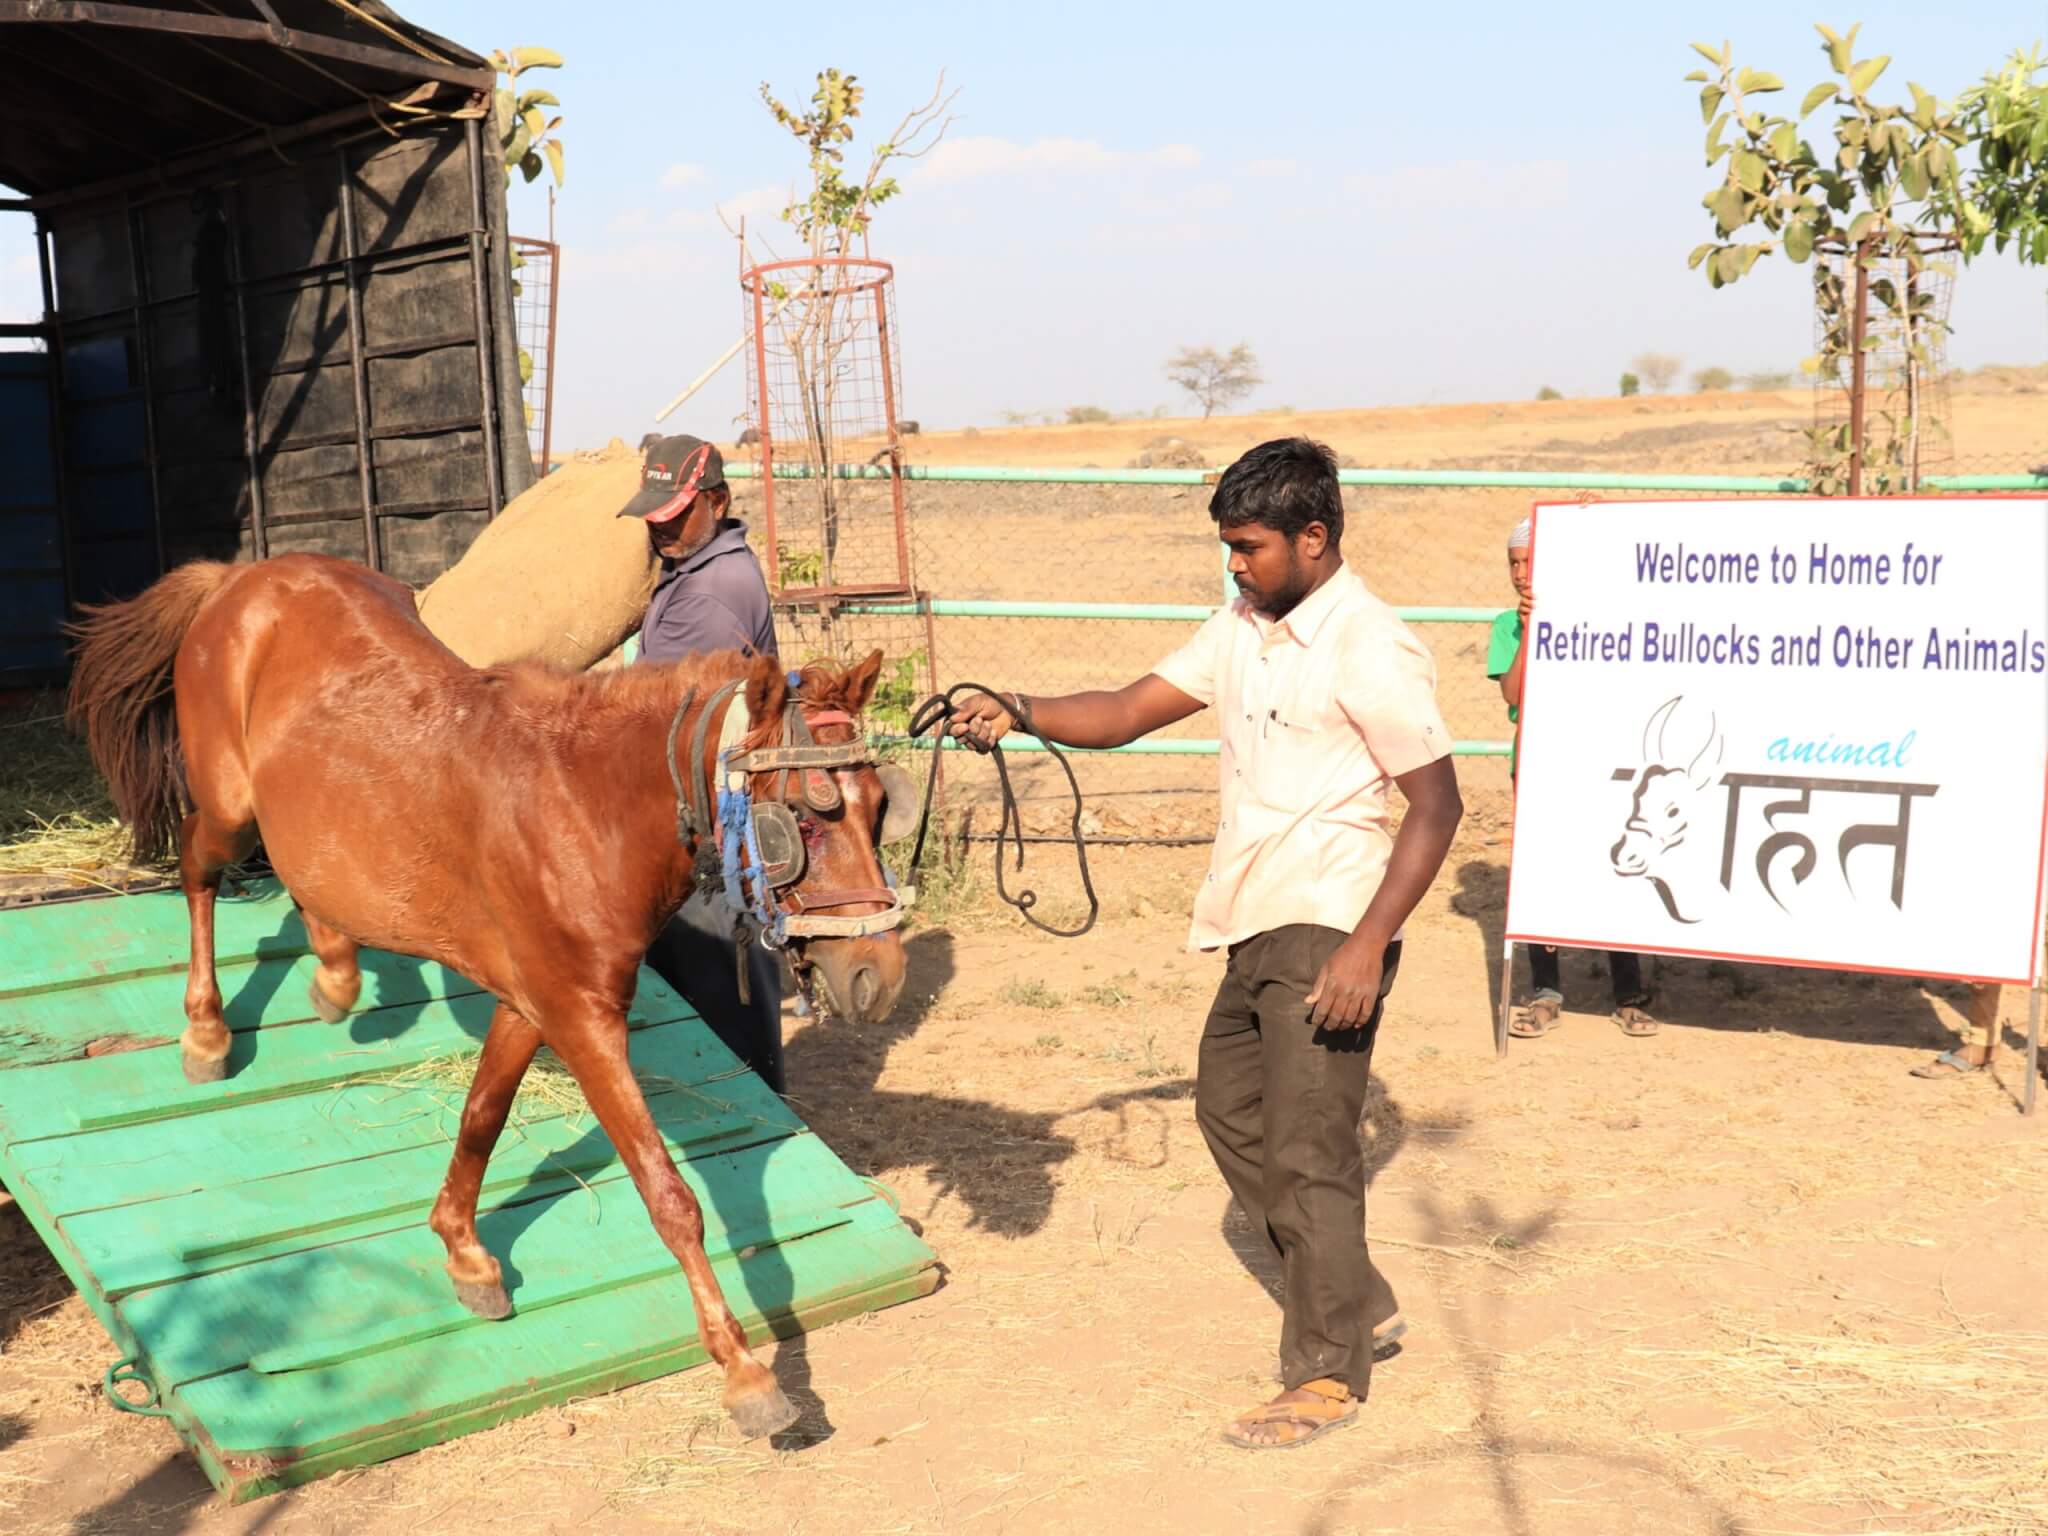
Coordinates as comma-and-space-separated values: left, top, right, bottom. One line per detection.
1495, 938, 1514, 1058
2026, 973, 2040, 1118
2027, 872, 2046, 1116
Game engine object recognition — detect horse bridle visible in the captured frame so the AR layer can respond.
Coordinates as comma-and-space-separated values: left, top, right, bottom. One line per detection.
665, 674, 918, 949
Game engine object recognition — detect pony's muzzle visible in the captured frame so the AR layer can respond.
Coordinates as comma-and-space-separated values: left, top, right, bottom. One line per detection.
809, 936, 907, 1025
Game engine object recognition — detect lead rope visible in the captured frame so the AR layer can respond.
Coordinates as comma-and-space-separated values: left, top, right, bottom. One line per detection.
905, 683, 1098, 939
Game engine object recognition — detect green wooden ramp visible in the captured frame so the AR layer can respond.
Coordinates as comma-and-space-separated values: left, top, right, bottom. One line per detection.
0, 879, 939, 1500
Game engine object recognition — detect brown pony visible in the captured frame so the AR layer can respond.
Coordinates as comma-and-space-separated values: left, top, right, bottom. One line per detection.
66, 552, 913, 1439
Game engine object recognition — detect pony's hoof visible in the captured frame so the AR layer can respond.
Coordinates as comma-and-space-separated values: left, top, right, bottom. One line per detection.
452, 1279, 513, 1320
181, 1049, 229, 1085
308, 977, 350, 1024
725, 1380, 799, 1440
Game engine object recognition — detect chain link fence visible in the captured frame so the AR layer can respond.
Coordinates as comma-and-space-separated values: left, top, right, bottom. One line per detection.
722, 437, 2048, 844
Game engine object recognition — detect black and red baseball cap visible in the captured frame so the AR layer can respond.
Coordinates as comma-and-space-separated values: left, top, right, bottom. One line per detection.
618, 434, 726, 524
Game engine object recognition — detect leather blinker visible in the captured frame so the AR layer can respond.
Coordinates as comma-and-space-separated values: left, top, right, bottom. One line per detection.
752, 802, 807, 888
876, 762, 921, 845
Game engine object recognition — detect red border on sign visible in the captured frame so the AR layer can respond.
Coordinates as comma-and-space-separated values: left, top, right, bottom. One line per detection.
1500, 493, 2048, 990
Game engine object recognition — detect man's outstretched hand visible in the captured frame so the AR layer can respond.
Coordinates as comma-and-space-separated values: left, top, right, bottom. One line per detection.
946, 690, 1018, 752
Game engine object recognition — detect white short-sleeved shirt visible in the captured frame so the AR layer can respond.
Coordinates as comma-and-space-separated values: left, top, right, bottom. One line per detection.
1152, 562, 1452, 950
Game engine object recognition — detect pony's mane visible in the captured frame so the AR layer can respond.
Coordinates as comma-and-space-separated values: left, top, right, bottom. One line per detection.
479, 650, 858, 753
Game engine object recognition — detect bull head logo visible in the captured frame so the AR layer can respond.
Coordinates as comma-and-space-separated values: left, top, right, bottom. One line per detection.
1610, 696, 1723, 924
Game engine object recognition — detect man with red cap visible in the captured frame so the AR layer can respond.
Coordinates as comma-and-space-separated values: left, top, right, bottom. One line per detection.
619, 434, 778, 663
618, 433, 785, 1088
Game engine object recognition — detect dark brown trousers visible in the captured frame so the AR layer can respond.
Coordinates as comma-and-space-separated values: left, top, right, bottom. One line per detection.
1195, 924, 1401, 1397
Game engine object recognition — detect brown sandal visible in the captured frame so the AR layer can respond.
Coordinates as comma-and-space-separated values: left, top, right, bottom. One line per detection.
1612, 1004, 1659, 1037
1509, 997, 1563, 1038
1222, 1378, 1359, 1450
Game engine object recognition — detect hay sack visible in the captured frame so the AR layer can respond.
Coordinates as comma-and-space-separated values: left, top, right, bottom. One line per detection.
416, 438, 659, 671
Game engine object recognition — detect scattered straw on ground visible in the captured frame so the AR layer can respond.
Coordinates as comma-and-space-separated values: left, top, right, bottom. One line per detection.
0, 699, 132, 881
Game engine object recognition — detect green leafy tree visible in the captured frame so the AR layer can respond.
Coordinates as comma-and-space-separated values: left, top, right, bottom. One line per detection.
1685, 28, 2048, 491
1693, 366, 1735, 391
749, 70, 955, 586
1535, 385, 1564, 400
490, 47, 567, 187
1619, 371, 1642, 396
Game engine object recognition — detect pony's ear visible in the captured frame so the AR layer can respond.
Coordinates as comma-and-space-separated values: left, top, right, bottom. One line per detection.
744, 652, 787, 726
841, 649, 886, 714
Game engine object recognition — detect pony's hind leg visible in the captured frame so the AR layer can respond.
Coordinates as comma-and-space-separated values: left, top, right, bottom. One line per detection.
178, 810, 257, 1083
428, 1002, 542, 1319
548, 1011, 798, 1439
300, 910, 362, 1023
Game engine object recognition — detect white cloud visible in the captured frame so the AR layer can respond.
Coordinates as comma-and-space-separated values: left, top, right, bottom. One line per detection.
1245, 157, 1301, 179
660, 162, 708, 188
715, 183, 791, 227
607, 207, 652, 235
916, 136, 1201, 184
1342, 158, 1569, 212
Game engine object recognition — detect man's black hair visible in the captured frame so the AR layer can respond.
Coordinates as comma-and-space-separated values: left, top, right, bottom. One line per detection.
1207, 437, 1344, 546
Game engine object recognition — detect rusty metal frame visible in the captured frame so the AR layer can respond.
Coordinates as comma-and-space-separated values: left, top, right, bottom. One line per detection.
35, 216, 76, 614
222, 185, 269, 559
334, 147, 380, 569
19, 97, 447, 215
0, 4, 495, 90
1847, 237, 1870, 496
740, 254, 913, 600
508, 234, 559, 477
751, 264, 779, 588
462, 115, 502, 518
122, 195, 168, 576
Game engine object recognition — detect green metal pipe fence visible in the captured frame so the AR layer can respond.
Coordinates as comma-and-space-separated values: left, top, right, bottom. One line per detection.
728, 460, 2048, 492
723, 463, 2044, 761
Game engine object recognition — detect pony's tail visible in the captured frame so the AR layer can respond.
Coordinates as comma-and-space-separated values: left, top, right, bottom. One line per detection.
64, 562, 236, 865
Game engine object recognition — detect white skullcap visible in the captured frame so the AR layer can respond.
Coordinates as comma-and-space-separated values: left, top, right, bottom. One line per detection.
1507, 517, 1533, 551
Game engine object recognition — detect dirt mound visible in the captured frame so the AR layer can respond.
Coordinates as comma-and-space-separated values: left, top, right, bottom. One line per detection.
416, 438, 659, 671
1952, 363, 2048, 396
1129, 436, 1208, 470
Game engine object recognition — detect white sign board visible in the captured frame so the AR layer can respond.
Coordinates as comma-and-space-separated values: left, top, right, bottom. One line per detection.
1505, 497, 2048, 986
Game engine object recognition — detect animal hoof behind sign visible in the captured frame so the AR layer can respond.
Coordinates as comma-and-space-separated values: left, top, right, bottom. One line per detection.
181, 1048, 229, 1085
308, 977, 351, 1024
452, 1279, 513, 1320
725, 1380, 799, 1440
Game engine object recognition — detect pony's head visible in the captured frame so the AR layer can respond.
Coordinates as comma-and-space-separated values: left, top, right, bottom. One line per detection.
729, 649, 917, 1025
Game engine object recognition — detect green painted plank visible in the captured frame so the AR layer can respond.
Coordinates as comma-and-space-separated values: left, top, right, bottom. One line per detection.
8, 971, 698, 1214
0, 878, 305, 998
120, 1131, 884, 1388
0, 972, 692, 1143
0, 947, 482, 1070
188, 1243, 941, 1500
63, 1041, 803, 1296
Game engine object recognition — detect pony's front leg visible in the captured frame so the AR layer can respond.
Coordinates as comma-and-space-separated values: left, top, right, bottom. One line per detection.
550, 1009, 798, 1439
178, 809, 255, 1084
428, 1001, 542, 1318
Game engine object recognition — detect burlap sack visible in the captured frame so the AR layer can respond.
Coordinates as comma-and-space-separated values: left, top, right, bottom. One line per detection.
416, 438, 659, 671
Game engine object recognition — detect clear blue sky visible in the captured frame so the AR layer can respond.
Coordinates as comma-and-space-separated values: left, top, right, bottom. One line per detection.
7, 3, 2047, 448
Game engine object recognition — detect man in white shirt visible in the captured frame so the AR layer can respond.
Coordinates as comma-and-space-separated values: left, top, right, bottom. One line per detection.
949, 438, 1463, 1447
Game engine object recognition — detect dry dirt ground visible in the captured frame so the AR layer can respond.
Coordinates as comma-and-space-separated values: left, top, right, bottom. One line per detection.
4, 826, 2045, 1536
5, 391, 2046, 1533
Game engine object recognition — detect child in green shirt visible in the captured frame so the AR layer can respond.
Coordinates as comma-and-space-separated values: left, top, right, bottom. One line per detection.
1487, 516, 1657, 1039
